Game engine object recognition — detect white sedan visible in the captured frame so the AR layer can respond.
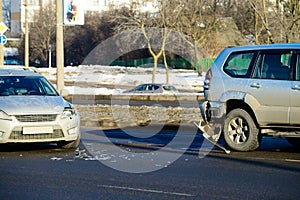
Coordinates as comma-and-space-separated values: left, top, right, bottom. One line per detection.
0, 68, 80, 148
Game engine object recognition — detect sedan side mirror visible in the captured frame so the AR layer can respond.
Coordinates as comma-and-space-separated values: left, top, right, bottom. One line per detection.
60, 89, 69, 97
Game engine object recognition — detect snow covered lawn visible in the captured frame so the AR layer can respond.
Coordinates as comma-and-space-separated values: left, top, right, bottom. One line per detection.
38, 65, 205, 95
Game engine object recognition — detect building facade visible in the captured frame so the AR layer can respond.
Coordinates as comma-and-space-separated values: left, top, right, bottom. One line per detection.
6, 0, 157, 37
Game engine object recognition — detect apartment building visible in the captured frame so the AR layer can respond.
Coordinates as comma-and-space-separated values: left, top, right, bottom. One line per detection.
8, 0, 157, 37
86, 0, 157, 12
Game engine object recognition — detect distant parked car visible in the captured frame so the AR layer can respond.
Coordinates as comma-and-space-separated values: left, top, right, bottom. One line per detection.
200, 43, 300, 151
124, 83, 178, 94
0, 68, 80, 148
4, 56, 23, 65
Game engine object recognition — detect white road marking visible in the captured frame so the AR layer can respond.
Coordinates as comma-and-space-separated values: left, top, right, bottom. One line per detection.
285, 159, 300, 163
242, 157, 300, 163
97, 184, 195, 197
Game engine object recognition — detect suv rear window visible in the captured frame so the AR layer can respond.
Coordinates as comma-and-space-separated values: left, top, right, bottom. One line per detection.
223, 52, 256, 78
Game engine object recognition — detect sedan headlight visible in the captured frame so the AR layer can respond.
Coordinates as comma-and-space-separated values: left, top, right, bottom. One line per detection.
0, 110, 12, 121
62, 107, 76, 119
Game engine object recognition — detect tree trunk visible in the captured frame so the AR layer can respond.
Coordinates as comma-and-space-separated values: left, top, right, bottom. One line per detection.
163, 51, 169, 84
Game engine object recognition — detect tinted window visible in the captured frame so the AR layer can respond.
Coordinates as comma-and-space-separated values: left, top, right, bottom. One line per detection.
252, 52, 292, 80
223, 52, 255, 78
163, 86, 177, 91
136, 85, 146, 91
145, 85, 159, 91
152, 85, 159, 90
0, 76, 58, 96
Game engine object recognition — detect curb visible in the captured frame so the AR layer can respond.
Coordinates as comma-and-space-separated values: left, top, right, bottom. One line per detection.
65, 93, 204, 103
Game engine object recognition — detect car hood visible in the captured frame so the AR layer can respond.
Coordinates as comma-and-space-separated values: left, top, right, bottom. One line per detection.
0, 96, 70, 115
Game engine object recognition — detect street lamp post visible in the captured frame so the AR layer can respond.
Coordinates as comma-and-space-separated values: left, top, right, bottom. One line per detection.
25, 0, 29, 67
0, 0, 4, 67
56, 0, 64, 93
48, 44, 51, 68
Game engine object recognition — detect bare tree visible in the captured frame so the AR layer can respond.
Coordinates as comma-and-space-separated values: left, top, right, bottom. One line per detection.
247, 0, 299, 44
26, 3, 56, 66
173, 0, 224, 72
110, 1, 177, 83
2, 0, 10, 28
272, 0, 300, 43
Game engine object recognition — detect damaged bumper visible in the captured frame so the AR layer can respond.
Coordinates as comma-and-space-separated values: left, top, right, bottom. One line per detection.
200, 101, 226, 123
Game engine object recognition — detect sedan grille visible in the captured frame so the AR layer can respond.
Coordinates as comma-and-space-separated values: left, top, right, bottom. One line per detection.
9, 129, 64, 140
15, 114, 57, 122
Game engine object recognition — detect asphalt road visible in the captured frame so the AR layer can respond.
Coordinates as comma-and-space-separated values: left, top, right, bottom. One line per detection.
0, 125, 299, 200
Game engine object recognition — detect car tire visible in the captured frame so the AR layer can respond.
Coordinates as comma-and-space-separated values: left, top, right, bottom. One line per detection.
57, 135, 80, 149
223, 109, 260, 151
286, 138, 300, 148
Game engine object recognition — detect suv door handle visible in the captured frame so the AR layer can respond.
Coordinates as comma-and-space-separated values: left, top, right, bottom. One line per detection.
250, 83, 261, 88
292, 85, 300, 90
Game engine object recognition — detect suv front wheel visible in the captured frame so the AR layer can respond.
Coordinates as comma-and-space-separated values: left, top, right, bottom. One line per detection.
223, 109, 260, 151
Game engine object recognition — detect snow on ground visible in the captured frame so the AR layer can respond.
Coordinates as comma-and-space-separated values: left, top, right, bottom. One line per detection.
38, 65, 206, 95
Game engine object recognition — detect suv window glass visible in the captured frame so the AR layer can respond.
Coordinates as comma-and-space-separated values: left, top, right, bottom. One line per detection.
253, 52, 292, 80
223, 52, 255, 78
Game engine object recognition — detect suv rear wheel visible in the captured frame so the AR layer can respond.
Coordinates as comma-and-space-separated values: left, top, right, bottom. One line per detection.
223, 109, 260, 151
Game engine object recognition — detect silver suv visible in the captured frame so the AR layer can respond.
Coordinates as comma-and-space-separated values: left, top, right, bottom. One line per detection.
200, 43, 300, 151
0, 68, 80, 148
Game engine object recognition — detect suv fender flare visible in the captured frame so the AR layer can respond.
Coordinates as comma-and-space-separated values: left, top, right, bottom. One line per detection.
244, 94, 261, 111
243, 94, 261, 124
220, 91, 260, 126
219, 91, 246, 102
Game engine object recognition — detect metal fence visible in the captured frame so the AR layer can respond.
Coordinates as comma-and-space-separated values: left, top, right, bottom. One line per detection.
110, 57, 215, 71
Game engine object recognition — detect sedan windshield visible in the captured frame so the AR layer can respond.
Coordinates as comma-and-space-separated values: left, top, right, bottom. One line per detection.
0, 76, 58, 96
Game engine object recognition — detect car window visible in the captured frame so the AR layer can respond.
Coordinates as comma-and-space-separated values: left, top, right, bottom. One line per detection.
152, 85, 159, 90
223, 52, 255, 78
0, 76, 58, 96
136, 85, 146, 91
252, 52, 292, 80
163, 86, 177, 91
146, 85, 159, 91
147, 85, 153, 91
38, 78, 58, 96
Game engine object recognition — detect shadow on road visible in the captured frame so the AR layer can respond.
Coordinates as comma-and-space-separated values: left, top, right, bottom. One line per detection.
83, 124, 299, 154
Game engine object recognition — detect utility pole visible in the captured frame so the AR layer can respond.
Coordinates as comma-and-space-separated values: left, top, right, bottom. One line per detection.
25, 0, 29, 67
56, 0, 64, 93
48, 45, 51, 68
0, 0, 4, 67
